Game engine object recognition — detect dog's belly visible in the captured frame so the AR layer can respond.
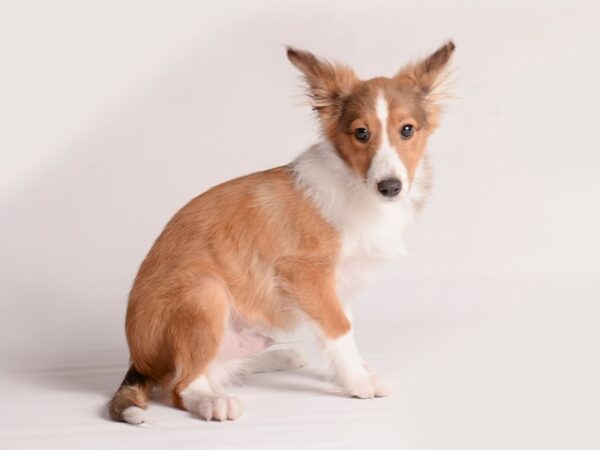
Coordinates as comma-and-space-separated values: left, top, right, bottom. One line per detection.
218, 315, 274, 359
219, 330, 273, 359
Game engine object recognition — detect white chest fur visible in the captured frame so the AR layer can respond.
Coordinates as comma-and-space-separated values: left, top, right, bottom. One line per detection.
292, 142, 427, 298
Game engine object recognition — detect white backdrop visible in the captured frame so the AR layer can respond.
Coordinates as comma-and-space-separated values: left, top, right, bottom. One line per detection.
1, 1, 599, 449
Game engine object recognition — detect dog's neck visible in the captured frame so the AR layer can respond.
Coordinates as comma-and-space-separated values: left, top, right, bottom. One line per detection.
291, 141, 432, 259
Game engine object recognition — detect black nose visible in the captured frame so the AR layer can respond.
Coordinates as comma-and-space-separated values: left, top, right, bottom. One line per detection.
377, 178, 402, 197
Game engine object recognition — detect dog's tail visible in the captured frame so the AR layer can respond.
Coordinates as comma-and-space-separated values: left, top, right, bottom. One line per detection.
108, 365, 153, 424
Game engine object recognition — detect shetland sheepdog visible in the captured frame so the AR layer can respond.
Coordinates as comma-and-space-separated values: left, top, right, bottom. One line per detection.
109, 41, 455, 424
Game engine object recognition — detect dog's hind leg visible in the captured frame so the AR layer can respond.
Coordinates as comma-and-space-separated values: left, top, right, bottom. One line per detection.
170, 274, 242, 422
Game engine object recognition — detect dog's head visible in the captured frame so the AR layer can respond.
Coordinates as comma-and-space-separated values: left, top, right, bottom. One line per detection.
287, 41, 454, 200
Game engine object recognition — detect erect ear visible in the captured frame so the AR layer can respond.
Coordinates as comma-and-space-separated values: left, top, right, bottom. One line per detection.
397, 40, 455, 97
286, 47, 358, 113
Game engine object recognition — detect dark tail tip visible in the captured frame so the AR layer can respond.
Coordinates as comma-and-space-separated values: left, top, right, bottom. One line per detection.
108, 365, 152, 424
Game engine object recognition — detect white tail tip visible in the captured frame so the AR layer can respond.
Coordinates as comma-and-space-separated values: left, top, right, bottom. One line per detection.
122, 406, 149, 425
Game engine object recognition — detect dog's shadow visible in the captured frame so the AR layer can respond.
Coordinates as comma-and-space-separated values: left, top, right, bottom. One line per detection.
21, 351, 334, 422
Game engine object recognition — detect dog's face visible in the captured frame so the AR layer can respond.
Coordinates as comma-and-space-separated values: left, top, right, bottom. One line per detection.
287, 42, 454, 200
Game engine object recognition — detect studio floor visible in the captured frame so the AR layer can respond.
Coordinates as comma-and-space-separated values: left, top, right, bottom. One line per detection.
1, 276, 597, 450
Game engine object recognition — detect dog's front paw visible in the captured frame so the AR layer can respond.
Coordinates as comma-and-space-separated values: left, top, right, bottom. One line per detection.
369, 372, 393, 397
342, 370, 392, 399
343, 372, 375, 398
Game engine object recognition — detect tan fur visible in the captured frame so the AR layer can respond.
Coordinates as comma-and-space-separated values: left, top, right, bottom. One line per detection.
287, 41, 454, 183
110, 42, 453, 422
111, 167, 348, 417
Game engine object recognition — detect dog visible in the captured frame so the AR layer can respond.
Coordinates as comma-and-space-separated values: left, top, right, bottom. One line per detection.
109, 41, 455, 424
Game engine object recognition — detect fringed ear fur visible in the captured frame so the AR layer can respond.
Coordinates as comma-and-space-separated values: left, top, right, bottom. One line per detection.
286, 47, 358, 113
397, 40, 455, 101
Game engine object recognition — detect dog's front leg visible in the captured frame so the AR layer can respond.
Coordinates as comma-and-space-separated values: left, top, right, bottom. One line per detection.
321, 306, 392, 398
281, 262, 391, 398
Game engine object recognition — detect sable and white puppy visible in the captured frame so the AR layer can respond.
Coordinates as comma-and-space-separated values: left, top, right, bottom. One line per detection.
109, 41, 455, 424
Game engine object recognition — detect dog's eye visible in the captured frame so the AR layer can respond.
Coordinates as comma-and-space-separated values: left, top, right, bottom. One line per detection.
400, 124, 415, 139
354, 127, 370, 142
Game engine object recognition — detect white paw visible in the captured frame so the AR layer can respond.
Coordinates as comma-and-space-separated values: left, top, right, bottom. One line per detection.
193, 395, 242, 422
344, 373, 375, 398
342, 371, 392, 399
249, 349, 307, 373
270, 349, 308, 371
369, 372, 393, 397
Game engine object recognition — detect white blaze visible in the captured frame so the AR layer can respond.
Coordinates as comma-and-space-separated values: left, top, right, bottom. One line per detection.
367, 93, 409, 196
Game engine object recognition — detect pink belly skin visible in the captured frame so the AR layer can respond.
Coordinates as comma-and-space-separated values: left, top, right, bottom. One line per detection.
219, 327, 274, 359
